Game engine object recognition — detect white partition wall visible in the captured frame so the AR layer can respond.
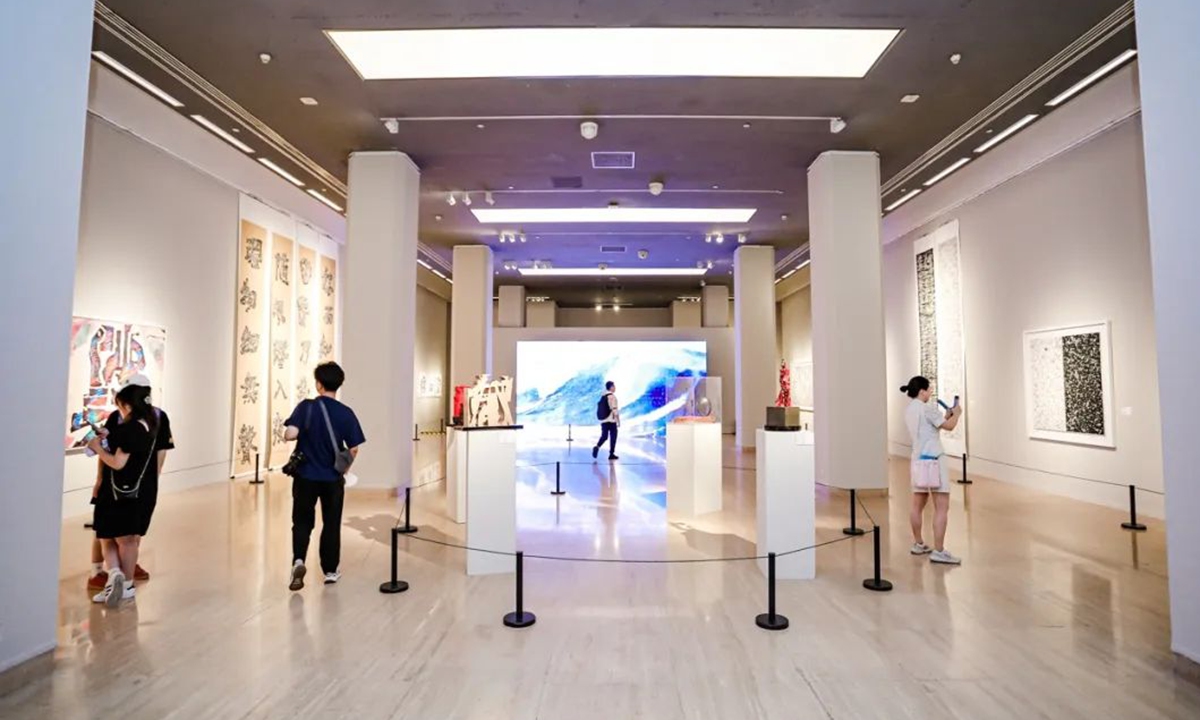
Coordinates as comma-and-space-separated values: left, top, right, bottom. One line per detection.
808, 151, 889, 490
497, 285, 526, 327
734, 246, 777, 447
341, 152, 419, 489
450, 246, 494, 396
1136, 0, 1200, 668
702, 285, 730, 327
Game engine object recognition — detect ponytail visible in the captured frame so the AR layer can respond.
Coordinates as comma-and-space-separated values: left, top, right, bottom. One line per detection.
115, 384, 159, 436
901, 376, 931, 399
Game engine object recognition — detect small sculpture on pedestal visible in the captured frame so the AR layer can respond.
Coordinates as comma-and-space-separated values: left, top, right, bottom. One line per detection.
775, 360, 791, 408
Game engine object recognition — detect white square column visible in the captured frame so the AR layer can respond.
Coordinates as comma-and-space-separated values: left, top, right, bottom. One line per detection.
701, 285, 729, 327
341, 152, 420, 489
734, 246, 777, 447
1136, 0, 1200, 667
756, 430, 816, 579
450, 246, 494, 396
808, 151, 888, 490
666, 422, 723, 517
0, 0, 93, 673
497, 285, 526, 327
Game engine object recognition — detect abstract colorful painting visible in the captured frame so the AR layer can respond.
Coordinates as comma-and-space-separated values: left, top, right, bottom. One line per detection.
914, 221, 967, 456
65, 318, 166, 452
1024, 322, 1114, 448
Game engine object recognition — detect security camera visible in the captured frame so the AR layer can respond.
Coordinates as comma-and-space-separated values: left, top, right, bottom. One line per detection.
580, 120, 599, 140
637, 249, 649, 260
648, 181, 664, 196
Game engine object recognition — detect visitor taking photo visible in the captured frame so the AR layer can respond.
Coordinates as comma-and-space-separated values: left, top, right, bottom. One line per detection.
901, 375, 963, 565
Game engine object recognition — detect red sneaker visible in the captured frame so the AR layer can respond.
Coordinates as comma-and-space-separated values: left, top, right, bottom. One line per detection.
134, 565, 150, 581
87, 571, 108, 591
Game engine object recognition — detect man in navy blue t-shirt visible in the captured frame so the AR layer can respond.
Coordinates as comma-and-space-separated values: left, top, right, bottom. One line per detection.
284, 362, 365, 590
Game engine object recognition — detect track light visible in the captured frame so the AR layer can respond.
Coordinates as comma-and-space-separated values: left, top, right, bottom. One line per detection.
830, 117, 847, 134
485, 191, 495, 205
519, 234, 527, 243
462, 192, 472, 207
714, 233, 724, 244
737, 233, 747, 244
705, 234, 713, 244
447, 192, 457, 206
383, 118, 400, 134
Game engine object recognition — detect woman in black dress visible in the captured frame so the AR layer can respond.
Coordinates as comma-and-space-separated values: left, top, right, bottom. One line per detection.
87, 381, 161, 607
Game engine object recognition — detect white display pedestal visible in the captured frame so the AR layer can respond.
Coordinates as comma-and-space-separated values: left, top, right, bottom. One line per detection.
445, 427, 466, 524
463, 426, 520, 575
756, 429, 815, 579
666, 421, 723, 517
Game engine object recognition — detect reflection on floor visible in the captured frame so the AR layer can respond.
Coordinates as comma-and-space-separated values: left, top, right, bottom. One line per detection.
4, 434, 1199, 719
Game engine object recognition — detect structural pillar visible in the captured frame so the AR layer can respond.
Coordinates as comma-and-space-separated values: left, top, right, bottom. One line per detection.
497, 285, 526, 328
734, 246, 776, 447
1136, 0, 1200, 669
0, 0, 94, 674
807, 151, 888, 490
701, 284, 729, 327
341, 152, 419, 489
450, 246, 494, 393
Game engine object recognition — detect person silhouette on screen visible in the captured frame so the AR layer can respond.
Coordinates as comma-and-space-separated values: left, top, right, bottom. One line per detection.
593, 381, 619, 461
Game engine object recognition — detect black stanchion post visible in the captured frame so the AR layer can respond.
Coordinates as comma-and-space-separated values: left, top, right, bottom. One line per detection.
862, 525, 894, 592
379, 527, 410, 594
566, 424, 574, 443
551, 461, 566, 496
755, 552, 790, 630
397, 486, 419, 534
503, 551, 536, 628
1121, 484, 1147, 531
250, 451, 263, 485
842, 489, 865, 536
956, 454, 972, 485
413, 423, 420, 441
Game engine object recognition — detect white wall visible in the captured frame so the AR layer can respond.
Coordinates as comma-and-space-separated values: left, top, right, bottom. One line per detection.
883, 116, 1163, 516
414, 286, 450, 431
494, 326, 736, 434
779, 287, 812, 378
557, 307, 672, 327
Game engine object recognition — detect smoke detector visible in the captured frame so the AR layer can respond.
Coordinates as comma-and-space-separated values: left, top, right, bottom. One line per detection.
648, 180, 664, 196
580, 120, 599, 140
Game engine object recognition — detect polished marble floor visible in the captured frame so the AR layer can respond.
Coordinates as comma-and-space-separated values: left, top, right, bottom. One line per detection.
4, 434, 1199, 719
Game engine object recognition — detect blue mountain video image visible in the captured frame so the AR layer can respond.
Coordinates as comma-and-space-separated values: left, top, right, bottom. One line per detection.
516, 341, 708, 446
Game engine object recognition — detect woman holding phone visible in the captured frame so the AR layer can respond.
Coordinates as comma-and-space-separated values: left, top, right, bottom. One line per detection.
901, 375, 963, 565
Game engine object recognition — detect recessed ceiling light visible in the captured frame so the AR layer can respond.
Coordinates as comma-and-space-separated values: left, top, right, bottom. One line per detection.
595, 303, 603, 311
472, 207, 756, 224
923, 157, 971, 187
190, 114, 254, 153
520, 267, 708, 277
434, 214, 443, 221
1046, 49, 1138, 107
742, 122, 752, 129
884, 188, 922, 212
258, 158, 304, 187
781, 214, 790, 221
974, 114, 1038, 154
476, 122, 486, 129
507, 185, 515, 190
712, 184, 720, 190
327, 28, 901, 80
306, 189, 343, 212
300, 97, 319, 106
231, 127, 241, 133
92, 51, 184, 108
901, 94, 920, 103
950, 53, 963, 65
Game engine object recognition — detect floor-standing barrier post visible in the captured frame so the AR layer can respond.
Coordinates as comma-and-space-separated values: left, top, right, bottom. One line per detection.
503, 551, 537, 628
1121, 484, 1148, 531
413, 423, 420, 441
551, 461, 566, 496
397, 486, 419, 534
250, 452, 263, 485
755, 552, 790, 630
566, 424, 574, 443
379, 527, 410, 594
862, 525, 894, 592
842, 489, 865, 536
956, 454, 972, 485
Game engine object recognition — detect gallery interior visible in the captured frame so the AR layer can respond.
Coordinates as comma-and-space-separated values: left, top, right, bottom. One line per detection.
3, 0, 1200, 717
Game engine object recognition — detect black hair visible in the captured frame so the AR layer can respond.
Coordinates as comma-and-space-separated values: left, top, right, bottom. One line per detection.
900, 376, 931, 399
605, 381, 615, 391
115, 384, 158, 435
315, 362, 346, 392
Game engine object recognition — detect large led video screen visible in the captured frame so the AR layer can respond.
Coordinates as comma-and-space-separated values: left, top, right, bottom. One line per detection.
516, 341, 707, 442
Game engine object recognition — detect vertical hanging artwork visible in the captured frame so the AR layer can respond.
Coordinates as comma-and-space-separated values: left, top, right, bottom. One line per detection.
295, 245, 318, 401
913, 220, 967, 456
231, 220, 269, 476
1023, 322, 1114, 447
319, 254, 337, 362
268, 234, 295, 468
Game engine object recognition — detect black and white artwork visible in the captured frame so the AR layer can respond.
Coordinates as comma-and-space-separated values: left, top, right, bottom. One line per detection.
1023, 321, 1114, 448
914, 221, 967, 456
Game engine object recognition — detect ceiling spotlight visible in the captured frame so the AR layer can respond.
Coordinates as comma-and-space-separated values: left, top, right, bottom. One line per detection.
612, 304, 621, 313
507, 185, 515, 190
638, 249, 649, 260
580, 120, 599, 140
476, 122, 486, 129
519, 234, 527, 243
714, 233, 724, 244
706, 260, 714, 269
595, 303, 603, 312
705, 234, 713, 244
781, 213, 790, 221
648, 181, 665, 196
485, 191, 495, 205
830, 117, 847, 134
259, 52, 272, 64
462, 192, 472, 207
742, 122, 752, 129
434, 214, 443, 221
950, 53, 963, 65
300, 97, 319, 106
447, 192, 457, 206
712, 184, 720, 190
900, 94, 920, 104
737, 233, 747, 244
383, 118, 400, 134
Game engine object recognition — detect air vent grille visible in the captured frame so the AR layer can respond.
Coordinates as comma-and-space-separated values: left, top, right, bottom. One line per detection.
600, 245, 627, 254
551, 176, 584, 189
591, 151, 636, 169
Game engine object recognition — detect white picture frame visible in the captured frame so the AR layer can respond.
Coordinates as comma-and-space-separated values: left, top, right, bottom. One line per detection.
1023, 321, 1115, 448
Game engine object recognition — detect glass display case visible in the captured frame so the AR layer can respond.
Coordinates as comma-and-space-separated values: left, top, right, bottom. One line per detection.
669, 376, 722, 424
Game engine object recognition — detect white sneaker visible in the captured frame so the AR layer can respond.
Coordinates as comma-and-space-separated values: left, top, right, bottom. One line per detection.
98, 570, 125, 608
122, 584, 136, 602
289, 560, 306, 591
930, 550, 962, 565
911, 542, 933, 555
323, 571, 341, 585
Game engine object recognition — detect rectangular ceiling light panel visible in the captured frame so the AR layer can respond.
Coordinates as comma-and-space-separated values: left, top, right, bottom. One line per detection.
473, 207, 756, 224
1047, 49, 1138, 107
518, 267, 708, 277
327, 28, 900, 80
93, 51, 184, 108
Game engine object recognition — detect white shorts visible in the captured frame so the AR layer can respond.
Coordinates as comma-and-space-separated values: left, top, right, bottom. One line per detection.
911, 455, 951, 494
